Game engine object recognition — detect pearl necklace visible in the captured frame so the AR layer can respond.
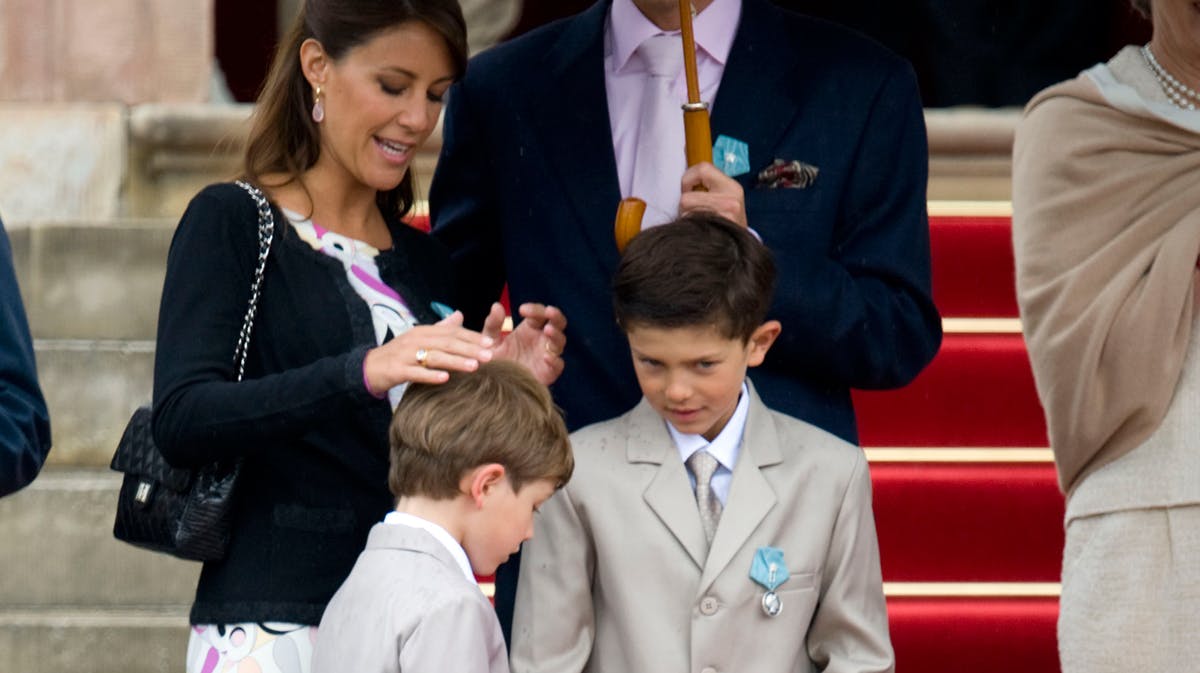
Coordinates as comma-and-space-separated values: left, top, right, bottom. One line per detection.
1141, 44, 1199, 111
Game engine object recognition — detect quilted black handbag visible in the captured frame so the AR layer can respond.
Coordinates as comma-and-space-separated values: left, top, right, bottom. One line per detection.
110, 180, 275, 561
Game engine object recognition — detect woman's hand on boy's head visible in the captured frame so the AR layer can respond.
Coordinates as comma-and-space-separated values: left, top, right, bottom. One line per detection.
490, 302, 568, 386
680, 162, 747, 228
362, 312, 496, 393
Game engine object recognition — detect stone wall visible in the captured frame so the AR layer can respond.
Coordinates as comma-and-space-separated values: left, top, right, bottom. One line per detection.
1, 0, 213, 105
0, 105, 126, 223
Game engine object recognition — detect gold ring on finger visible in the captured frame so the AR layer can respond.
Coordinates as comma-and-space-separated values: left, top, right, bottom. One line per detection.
415, 348, 429, 367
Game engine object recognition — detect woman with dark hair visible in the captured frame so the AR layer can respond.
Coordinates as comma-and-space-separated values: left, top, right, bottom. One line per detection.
151, 2, 566, 670
1013, 0, 1199, 670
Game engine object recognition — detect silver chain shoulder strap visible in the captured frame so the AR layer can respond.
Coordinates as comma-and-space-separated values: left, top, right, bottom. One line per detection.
232, 180, 276, 383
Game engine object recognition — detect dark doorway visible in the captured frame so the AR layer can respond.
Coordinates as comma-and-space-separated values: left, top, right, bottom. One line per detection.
215, 0, 1151, 107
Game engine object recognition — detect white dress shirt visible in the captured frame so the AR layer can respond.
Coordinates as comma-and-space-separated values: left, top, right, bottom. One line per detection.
667, 381, 751, 505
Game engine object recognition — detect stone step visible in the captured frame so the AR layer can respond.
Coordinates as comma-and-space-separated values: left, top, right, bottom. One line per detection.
0, 607, 189, 673
0, 468, 199, 607
8, 221, 175, 342
35, 341, 154, 467
6, 205, 430, 341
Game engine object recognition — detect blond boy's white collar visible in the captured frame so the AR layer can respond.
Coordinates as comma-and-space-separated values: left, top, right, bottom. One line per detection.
384, 511, 475, 582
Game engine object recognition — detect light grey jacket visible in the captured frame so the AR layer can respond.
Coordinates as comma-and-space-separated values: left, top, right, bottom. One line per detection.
511, 384, 893, 673
312, 523, 507, 673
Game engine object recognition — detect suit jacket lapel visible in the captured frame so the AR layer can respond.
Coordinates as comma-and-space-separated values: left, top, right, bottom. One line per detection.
710, 0, 806, 188
527, 1, 623, 263
628, 399, 709, 570
698, 387, 782, 592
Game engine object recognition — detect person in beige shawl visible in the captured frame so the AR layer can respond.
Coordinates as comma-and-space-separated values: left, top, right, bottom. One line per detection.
1012, 1, 1200, 670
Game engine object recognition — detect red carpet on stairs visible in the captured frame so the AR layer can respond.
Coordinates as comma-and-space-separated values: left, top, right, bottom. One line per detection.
872, 462, 1062, 582
889, 597, 1059, 673
853, 333, 1046, 447
930, 214, 1019, 317
857, 207, 1063, 673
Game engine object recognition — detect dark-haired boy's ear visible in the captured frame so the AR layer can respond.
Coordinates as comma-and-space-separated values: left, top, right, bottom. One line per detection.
299, 38, 329, 89
466, 463, 507, 507
746, 320, 782, 367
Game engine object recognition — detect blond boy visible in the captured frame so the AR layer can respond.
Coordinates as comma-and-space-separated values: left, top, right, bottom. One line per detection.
313, 361, 572, 673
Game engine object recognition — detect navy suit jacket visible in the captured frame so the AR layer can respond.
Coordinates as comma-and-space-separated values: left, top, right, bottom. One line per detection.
0, 217, 51, 497
432, 0, 941, 441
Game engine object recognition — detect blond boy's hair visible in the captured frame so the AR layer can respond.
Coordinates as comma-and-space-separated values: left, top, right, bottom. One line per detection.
388, 360, 573, 500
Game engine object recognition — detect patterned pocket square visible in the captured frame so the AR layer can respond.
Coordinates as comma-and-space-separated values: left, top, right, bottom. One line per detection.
756, 159, 819, 189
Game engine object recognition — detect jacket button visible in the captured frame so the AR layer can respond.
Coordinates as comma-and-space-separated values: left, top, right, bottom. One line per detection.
699, 597, 719, 615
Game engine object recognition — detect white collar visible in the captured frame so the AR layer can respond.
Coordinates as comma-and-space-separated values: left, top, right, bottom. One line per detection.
669, 381, 750, 473
384, 511, 475, 583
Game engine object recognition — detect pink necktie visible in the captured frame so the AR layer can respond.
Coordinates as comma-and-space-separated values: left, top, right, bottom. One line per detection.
630, 33, 686, 228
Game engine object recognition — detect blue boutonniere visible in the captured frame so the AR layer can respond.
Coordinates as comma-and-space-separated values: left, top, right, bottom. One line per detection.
713, 134, 751, 178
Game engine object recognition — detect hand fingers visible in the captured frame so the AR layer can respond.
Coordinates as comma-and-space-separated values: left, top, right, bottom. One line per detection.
533, 318, 566, 387
541, 321, 566, 357
363, 344, 451, 394
426, 311, 495, 350
534, 348, 566, 385
411, 317, 495, 348
435, 310, 465, 327
679, 164, 747, 227
681, 162, 739, 194
513, 304, 567, 359
372, 326, 495, 389
365, 317, 503, 393
413, 347, 487, 374
401, 366, 451, 385
373, 341, 488, 391
518, 303, 568, 331
408, 330, 496, 362
482, 303, 507, 341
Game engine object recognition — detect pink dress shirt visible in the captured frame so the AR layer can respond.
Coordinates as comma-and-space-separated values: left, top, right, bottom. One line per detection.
604, 0, 742, 201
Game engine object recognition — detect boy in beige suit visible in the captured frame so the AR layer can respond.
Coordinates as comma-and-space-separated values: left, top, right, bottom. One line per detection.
312, 361, 573, 673
511, 213, 893, 673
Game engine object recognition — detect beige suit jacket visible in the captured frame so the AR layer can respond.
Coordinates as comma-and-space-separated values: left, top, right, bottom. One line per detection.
511, 386, 893, 673
312, 523, 509, 673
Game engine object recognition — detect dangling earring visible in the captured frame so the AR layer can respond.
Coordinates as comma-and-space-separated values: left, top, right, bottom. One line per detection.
311, 86, 325, 123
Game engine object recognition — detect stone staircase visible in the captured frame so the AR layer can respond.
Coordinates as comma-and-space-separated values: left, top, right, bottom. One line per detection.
13, 223, 171, 464
0, 470, 197, 671
2, 221, 198, 673
0, 104, 1024, 672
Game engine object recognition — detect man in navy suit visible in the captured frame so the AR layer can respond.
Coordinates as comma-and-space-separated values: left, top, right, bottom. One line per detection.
431, 0, 941, 636
1, 215, 52, 498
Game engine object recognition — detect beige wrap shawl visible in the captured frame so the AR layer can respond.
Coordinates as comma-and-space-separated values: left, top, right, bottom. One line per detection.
1013, 63, 1200, 496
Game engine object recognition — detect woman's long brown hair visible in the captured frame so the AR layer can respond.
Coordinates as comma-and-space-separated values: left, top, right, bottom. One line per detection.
242, 0, 467, 220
